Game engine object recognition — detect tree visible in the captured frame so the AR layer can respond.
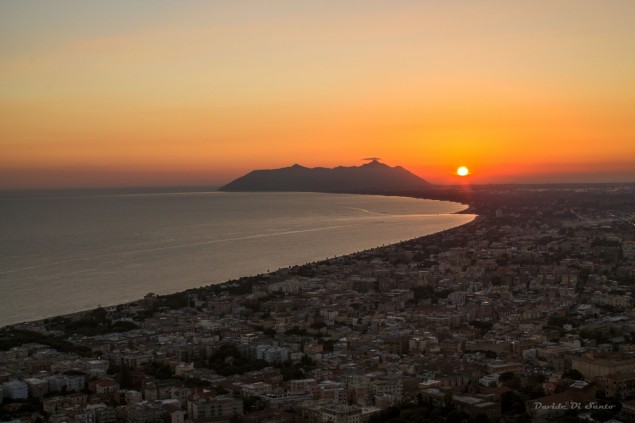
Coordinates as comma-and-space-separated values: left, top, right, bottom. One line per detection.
243, 396, 265, 413
119, 363, 133, 389
285, 326, 307, 336
470, 320, 493, 336
520, 383, 545, 399
500, 373, 521, 390
562, 369, 584, 380
499, 372, 515, 383
484, 350, 497, 359
473, 414, 490, 423
443, 391, 453, 408
207, 342, 268, 376
527, 373, 547, 385
445, 410, 469, 423
590, 409, 614, 422
501, 391, 526, 415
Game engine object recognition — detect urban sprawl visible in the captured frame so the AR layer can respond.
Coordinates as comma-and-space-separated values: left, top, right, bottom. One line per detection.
2, 184, 635, 423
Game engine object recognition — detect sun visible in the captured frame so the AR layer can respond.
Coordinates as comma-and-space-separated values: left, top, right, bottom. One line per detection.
457, 166, 470, 176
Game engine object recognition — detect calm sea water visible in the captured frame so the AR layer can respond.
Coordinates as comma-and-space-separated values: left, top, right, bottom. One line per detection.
0, 190, 475, 327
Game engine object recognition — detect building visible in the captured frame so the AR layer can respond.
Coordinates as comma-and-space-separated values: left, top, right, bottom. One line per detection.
419, 388, 451, 408
120, 403, 167, 423
527, 381, 595, 421
320, 404, 362, 423
86, 404, 117, 423
242, 382, 272, 396
255, 345, 289, 363
161, 402, 184, 423
89, 378, 120, 395
243, 408, 301, 423
24, 377, 49, 398
65, 405, 97, 423
187, 395, 243, 421
2, 380, 28, 400
453, 395, 501, 421
598, 373, 635, 400
289, 379, 318, 395
85, 360, 110, 377
485, 361, 524, 375
258, 392, 314, 409
125, 390, 143, 404
571, 355, 635, 379
479, 374, 500, 387
623, 241, 635, 260
619, 398, 635, 422
48, 374, 86, 393
43, 397, 66, 415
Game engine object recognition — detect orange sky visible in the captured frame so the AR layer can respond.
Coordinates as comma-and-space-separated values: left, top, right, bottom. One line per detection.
1, 1, 634, 188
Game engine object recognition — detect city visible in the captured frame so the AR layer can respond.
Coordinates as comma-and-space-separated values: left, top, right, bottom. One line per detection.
2, 184, 634, 423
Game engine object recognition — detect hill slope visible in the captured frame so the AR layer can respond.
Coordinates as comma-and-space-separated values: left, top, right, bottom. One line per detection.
218, 160, 431, 193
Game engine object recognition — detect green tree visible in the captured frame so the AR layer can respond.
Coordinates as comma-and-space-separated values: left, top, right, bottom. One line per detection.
590, 409, 614, 421
501, 391, 526, 415
562, 369, 584, 380
119, 363, 133, 389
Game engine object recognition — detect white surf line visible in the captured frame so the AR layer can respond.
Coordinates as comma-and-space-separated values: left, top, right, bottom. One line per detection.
105, 191, 220, 198
337, 206, 389, 216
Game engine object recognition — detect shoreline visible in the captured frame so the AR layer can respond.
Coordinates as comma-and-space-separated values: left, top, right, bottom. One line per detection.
2, 185, 634, 423
1, 191, 476, 330
8, 217, 479, 331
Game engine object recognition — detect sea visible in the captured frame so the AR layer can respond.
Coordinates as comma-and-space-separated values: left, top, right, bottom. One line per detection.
0, 189, 475, 327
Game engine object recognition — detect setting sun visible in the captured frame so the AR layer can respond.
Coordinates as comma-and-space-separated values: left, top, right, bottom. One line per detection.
457, 166, 470, 177
1, 1, 635, 189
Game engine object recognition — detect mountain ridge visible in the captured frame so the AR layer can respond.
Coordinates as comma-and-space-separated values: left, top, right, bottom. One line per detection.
218, 160, 432, 193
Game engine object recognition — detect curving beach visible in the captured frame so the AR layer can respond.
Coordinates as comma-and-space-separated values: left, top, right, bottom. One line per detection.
0, 190, 475, 327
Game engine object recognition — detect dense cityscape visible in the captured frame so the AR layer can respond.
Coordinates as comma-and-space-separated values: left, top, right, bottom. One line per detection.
2, 184, 635, 423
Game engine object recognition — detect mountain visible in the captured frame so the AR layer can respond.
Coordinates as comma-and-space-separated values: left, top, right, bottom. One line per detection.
218, 160, 432, 193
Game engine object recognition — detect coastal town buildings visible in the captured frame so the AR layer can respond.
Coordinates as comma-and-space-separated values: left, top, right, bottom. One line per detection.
1, 185, 635, 422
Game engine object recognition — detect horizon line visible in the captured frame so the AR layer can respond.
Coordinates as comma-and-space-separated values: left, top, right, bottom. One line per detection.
2, 180, 635, 194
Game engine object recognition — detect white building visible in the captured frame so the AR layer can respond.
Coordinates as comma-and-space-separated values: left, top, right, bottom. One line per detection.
479, 374, 500, 387
255, 345, 289, 363
84, 360, 110, 377
48, 374, 86, 393
242, 382, 272, 396
2, 380, 28, 400
321, 404, 362, 423
187, 395, 243, 421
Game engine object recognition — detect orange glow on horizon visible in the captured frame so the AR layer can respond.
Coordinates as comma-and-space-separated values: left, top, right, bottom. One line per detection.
1, 1, 634, 189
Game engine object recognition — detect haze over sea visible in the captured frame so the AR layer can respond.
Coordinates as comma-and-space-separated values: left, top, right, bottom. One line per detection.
0, 190, 475, 327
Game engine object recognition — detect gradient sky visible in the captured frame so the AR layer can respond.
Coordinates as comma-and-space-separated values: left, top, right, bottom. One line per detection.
1, 1, 634, 188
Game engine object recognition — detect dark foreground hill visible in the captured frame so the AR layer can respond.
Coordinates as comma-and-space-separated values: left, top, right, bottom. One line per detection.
218, 160, 432, 193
